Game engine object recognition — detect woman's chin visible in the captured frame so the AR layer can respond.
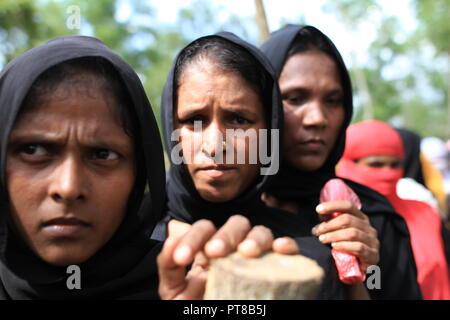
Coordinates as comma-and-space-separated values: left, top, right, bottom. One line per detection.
198, 187, 237, 203
37, 247, 93, 267
287, 154, 326, 172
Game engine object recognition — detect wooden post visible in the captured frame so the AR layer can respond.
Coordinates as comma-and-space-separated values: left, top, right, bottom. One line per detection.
254, 0, 270, 44
204, 252, 324, 300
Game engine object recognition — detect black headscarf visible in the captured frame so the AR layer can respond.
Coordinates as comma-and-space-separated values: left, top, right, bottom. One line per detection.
160, 32, 348, 299
261, 25, 422, 299
0, 36, 166, 299
396, 128, 425, 184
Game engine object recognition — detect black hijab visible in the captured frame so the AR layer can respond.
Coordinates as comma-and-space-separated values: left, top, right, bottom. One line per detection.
396, 128, 425, 184
0, 36, 166, 299
261, 25, 422, 299
160, 32, 348, 299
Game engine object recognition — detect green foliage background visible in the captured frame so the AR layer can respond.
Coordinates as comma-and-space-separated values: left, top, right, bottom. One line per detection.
1, 0, 449, 139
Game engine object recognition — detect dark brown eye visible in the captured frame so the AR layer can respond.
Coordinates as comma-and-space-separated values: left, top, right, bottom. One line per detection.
326, 97, 343, 106
21, 144, 48, 156
391, 161, 402, 169
180, 115, 205, 125
283, 94, 305, 106
231, 115, 250, 125
92, 149, 119, 161
367, 162, 385, 168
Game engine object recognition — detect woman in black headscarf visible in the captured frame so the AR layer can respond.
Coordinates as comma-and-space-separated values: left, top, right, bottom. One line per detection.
158, 31, 377, 299
0, 35, 166, 299
260, 24, 422, 299
160, 32, 287, 231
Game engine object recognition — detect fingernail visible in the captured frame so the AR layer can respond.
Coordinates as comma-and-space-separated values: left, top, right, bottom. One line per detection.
174, 245, 191, 264
316, 204, 325, 212
275, 237, 290, 246
239, 240, 259, 253
319, 234, 326, 242
331, 242, 336, 247
311, 225, 319, 235
206, 239, 225, 253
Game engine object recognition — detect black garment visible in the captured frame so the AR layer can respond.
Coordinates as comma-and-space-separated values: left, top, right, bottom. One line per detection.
159, 32, 348, 299
396, 128, 425, 184
0, 36, 166, 299
261, 24, 422, 299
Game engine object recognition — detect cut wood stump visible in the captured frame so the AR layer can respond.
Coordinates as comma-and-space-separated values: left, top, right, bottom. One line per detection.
204, 252, 324, 300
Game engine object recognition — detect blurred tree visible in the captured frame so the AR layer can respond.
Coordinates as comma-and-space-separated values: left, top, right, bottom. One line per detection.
415, 0, 450, 54
176, 0, 254, 42
414, 0, 450, 136
0, 0, 78, 66
323, 0, 449, 138
323, 0, 378, 121
0, 0, 253, 147
0, 0, 186, 128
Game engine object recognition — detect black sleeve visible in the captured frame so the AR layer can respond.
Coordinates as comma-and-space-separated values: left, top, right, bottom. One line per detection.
150, 214, 171, 241
294, 237, 349, 300
367, 214, 422, 300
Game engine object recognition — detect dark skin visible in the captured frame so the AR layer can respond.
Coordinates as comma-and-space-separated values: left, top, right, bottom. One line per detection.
6, 73, 136, 266
175, 60, 265, 203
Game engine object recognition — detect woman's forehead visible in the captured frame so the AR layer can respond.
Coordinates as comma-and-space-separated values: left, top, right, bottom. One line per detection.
16, 67, 130, 125
12, 83, 127, 136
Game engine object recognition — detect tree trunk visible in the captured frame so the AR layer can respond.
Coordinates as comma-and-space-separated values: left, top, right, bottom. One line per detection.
204, 252, 324, 300
254, 0, 270, 44
351, 52, 374, 120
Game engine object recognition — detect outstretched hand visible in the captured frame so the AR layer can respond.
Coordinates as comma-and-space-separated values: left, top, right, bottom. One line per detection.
157, 215, 299, 300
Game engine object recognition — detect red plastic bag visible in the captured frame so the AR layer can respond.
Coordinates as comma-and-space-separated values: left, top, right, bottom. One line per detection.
320, 178, 365, 284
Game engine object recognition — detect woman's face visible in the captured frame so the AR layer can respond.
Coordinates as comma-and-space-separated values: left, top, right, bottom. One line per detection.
279, 50, 345, 171
6, 73, 135, 266
175, 60, 266, 202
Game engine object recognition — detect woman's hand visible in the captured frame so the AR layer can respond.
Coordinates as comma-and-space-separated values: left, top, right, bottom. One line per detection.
313, 200, 379, 272
157, 215, 299, 300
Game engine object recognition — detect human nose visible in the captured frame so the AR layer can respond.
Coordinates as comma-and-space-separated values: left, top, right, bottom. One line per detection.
302, 100, 328, 129
48, 156, 87, 203
202, 122, 224, 158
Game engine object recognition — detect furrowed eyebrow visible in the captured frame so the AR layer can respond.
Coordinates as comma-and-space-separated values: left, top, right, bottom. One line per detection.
326, 89, 344, 96
177, 105, 207, 119
8, 133, 132, 152
8, 133, 63, 145
224, 108, 258, 118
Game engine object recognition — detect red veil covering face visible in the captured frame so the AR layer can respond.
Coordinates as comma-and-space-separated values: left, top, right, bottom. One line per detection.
337, 120, 450, 300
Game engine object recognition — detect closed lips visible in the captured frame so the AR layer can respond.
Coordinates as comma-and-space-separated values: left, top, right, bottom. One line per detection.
41, 217, 90, 227
198, 165, 236, 171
